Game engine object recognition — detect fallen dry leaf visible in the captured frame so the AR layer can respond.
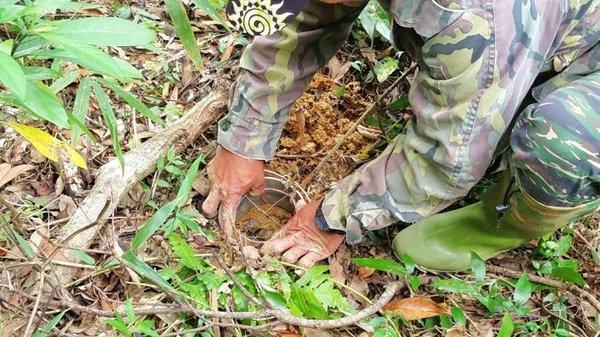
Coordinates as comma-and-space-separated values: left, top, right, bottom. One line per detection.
0, 163, 34, 189
382, 296, 447, 320
358, 266, 376, 279
445, 328, 467, 337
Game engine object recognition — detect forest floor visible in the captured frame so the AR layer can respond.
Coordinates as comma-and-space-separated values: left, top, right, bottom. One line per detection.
0, 1, 598, 337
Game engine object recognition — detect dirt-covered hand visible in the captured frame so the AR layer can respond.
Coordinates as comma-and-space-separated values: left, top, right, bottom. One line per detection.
202, 147, 265, 231
262, 200, 345, 268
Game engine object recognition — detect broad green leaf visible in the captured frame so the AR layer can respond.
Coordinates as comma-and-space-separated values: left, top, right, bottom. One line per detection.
53, 17, 155, 46
469, 252, 486, 281
13, 36, 50, 58
168, 232, 202, 270
513, 274, 531, 306
106, 314, 131, 337
0, 39, 14, 54
71, 76, 92, 144
130, 200, 178, 250
23, 66, 56, 80
0, 5, 27, 24
352, 257, 406, 276
58, 2, 102, 11
33, 311, 65, 337
98, 78, 163, 125
135, 320, 159, 337
38, 34, 127, 82
165, 0, 204, 70
191, 0, 229, 29
0, 50, 27, 99
498, 312, 514, 337
388, 95, 410, 111
92, 82, 125, 169
123, 251, 175, 291
8, 122, 87, 168
34, 0, 71, 14
358, 0, 391, 42
20, 80, 69, 128
290, 284, 328, 319
69, 248, 96, 265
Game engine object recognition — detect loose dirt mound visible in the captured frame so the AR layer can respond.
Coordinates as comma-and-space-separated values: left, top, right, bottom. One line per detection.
267, 74, 374, 197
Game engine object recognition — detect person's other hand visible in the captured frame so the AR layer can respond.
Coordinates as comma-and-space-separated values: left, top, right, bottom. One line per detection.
262, 200, 345, 268
202, 147, 265, 231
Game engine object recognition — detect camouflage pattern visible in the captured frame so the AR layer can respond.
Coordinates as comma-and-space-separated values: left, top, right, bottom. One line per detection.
511, 70, 600, 208
218, 0, 600, 244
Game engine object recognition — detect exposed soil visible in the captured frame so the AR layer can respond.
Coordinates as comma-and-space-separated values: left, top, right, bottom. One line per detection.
235, 202, 291, 243
267, 74, 375, 197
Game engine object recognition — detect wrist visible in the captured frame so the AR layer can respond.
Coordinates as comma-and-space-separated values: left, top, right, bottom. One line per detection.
315, 199, 345, 234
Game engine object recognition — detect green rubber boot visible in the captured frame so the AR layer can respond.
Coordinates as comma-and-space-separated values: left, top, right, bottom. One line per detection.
393, 170, 600, 271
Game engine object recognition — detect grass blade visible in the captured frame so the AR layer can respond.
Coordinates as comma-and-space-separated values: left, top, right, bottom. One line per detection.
98, 78, 163, 125
165, 0, 204, 70
91, 81, 125, 170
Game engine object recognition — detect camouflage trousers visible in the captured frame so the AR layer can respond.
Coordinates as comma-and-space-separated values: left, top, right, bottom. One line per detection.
323, 46, 600, 244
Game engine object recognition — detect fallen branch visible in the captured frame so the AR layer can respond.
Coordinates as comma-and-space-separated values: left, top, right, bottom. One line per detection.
27, 92, 227, 286
22, 280, 404, 330
487, 265, 600, 313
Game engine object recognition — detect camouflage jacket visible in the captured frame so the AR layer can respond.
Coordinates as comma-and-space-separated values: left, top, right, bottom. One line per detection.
218, 0, 599, 239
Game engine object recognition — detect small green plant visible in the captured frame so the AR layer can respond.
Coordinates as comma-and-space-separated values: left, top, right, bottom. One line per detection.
0, 0, 161, 168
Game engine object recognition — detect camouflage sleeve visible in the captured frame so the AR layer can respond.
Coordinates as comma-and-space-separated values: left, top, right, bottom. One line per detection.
321, 0, 596, 244
218, 1, 366, 160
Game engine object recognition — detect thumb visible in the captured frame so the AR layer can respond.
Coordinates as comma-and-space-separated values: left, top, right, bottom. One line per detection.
202, 187, 221, 219
219, 195, 240, 234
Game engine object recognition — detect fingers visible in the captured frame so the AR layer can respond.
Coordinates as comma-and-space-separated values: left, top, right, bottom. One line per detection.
298, 252, 323, 268
202, 186, 221, 218
281, 246, 309, 264
262, 231, 301, 254
220, 196, 240, 233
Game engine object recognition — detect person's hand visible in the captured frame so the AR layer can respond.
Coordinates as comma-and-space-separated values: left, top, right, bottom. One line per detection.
262, 200, 345, 268
202, 147, 265, 232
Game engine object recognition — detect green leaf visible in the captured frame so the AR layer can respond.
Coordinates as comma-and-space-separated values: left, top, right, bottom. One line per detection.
0, 5, 27, 24
498, 312, 514, 337
122, 251, 175, 291
53, 17, 155, 46
168, 232, 203, 270
373, 57, 399, 82
290, 284, 328, 319
432, 279, 477, 295
69, 248, 96, 265
92, 82, 125, 169
124, 298, 135, 323
98, 78, 163, 125
38, 34, 127, 82
135, 319, 159, 337
71, 76, 92, 144
358, 0, 391, 42
175, 155, 204, 206
296, 265, 329, 287
50, 68, 79, 93
469, 252, 486, 281
388, 95, 410, 110
165, 0, 204, 70
262, 290, 288, 310
0, 50, 27, 99
5, 227, 35, 258
513, 274, 531, 306
20, 80, 69, 128
351, 257, 406, 276
191, 0, 229, 29
551, 266, 585, 286
106, 314, 131, 337
451, 306, 467, 325
33, 311, 65, 337
130, 200, 178, 250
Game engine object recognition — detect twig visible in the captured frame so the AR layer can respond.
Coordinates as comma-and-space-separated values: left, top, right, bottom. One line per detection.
301, 64, 417, 188
211, 253, 265, 308
162, 321, 279, 336
23, 271, 46, 337
487, 265, 600, 313
533, 299, 590, 337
